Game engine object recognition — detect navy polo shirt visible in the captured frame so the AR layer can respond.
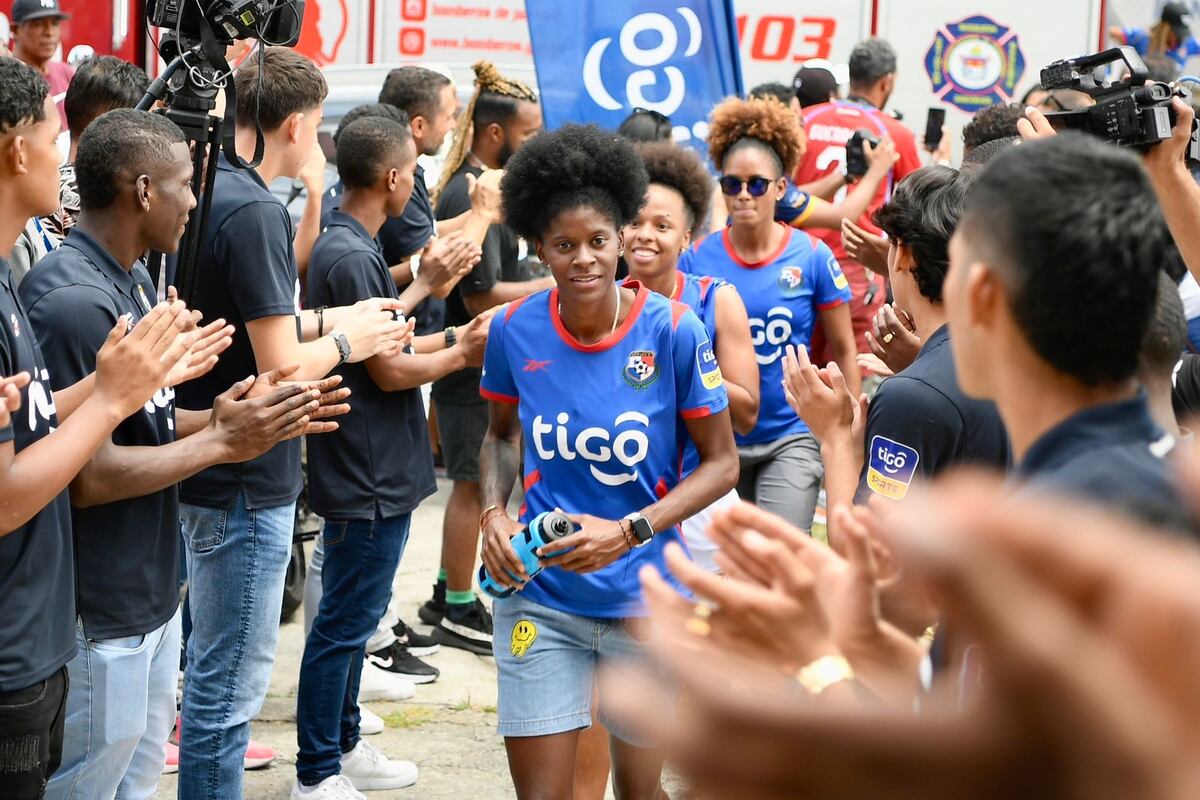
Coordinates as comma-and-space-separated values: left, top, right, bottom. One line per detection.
305, 210, 437, 520
321, 165, 444, 335
21, 229, 180, 639
856, 325, 1010, 503
177, 154, 303, 509
0, 256, 74, 691
1017, 393, 1190, 533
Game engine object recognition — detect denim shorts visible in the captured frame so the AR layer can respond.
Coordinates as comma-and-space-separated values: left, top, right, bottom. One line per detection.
492, 592, 651, 745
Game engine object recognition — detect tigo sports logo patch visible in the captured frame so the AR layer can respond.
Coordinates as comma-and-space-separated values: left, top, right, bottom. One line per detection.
624, 350, 660, 389
696, 338, 723, 390
827, 256, 849, 291
866, 436, 919, 500
778, 266, 805, 298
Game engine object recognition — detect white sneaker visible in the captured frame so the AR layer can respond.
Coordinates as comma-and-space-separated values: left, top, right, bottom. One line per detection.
357, 659, 415, 702
359, 705, 384, 736
291, 774, 366, 799
339, 740, 419, 791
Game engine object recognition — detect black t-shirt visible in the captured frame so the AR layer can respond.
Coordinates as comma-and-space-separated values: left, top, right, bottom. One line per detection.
20, 230, 179, 638
431, 163, 521, 404
856, 325, 1010, 504
305, 210, 437, 520
177, 155, 303, 509
322, 168, 444, 335
0, 256, 74, 691
1017, 392, 1191, 533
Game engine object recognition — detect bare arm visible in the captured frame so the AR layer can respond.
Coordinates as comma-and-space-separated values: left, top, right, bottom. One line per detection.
797, 171, 845, 202
365, 347, 467, 392
462, 277, 555, 317
799, 140, 897, 231
248, 299, 407, 381
71, 379, 321, 508
641, 411, 739, 534
292, 144, 328, 285
480, 399, 522, 513
1144, 100, 1200, 284
712, 285, 759, 435
367, 312, 489, 388
819, 303, 861, 398
0, 306, 197, 534
175, 408, 212, 439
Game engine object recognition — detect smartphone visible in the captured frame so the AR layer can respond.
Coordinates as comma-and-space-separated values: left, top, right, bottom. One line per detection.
845, 129, 880, 179
925, 107, 946, 152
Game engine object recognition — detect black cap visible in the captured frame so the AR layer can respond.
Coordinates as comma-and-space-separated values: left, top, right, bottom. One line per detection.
1163, 2, 1193, 43
792, 66, 838, 109
10, 0, 70, 24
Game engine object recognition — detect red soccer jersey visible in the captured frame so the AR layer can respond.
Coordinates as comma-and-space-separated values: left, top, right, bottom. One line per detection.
794, 99, 921, 260
794, 99, 921, 364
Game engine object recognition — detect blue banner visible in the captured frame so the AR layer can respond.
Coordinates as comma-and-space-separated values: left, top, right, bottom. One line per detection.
525, 0, 744, 162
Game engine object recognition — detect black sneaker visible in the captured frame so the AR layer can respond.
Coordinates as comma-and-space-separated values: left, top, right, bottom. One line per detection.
366, 642, 440, 684
432, 598, 494, 656
392, 618, 440, 657
417, 579, 446, 626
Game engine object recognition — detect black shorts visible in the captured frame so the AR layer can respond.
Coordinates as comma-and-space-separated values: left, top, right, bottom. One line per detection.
0, 666, 68, 799
436, 400, 489, 482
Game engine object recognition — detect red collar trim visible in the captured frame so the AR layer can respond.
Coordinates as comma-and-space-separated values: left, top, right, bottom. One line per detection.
549, 283, 649, 353
721, 224, 793, 269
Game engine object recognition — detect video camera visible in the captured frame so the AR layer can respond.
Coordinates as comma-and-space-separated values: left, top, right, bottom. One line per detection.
1040, 46, 1200, 163
146, 0, 305, 47
138, 0, 307, 303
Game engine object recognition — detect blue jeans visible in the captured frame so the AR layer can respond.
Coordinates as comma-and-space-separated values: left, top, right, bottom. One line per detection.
295, 514, 411, 784
46, 610, 181, 800
492, 592, 651, 746
178, 494, 295, 800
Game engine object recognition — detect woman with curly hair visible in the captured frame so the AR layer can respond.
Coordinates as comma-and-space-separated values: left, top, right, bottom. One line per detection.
727, 93, 897, 233
687, 96, 858, 533
477, 123, 738, 798
623, 140, 759, 570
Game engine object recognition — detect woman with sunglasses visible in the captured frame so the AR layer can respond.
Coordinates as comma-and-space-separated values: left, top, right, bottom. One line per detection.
686, 96, 857, 533
479, 123, 738, 799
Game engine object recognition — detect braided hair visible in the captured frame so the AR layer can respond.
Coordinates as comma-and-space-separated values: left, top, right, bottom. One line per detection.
434, 60, 538, 200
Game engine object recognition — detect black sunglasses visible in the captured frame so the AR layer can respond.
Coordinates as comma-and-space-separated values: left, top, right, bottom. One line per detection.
719, 175, 774, 197
632, 107, 671, 124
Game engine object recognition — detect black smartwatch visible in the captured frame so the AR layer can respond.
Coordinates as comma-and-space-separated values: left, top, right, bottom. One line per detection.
623, 512, 654, 546
331, 333, 352, 365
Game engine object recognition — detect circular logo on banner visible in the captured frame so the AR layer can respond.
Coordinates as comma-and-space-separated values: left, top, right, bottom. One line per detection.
925, 15, 1025, 114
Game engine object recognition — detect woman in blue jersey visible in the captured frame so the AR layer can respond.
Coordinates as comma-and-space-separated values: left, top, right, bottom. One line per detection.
478, 124, 738, 798
1110, 2, 1200, 69
688, 96, 857, 532
624, 140, 759, 572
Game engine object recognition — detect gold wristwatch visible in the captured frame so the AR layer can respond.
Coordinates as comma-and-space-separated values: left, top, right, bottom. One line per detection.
794, 655, 855, 695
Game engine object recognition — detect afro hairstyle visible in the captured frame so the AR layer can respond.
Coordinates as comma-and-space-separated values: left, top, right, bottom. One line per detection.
501, 123, 648, 242
634, 140, 712, 232
706, 96, 805, 176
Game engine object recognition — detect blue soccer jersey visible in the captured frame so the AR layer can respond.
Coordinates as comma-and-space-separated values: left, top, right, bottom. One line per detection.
624, 272, 726, 477
687, 224, 851, 446
480, 284, 729, 618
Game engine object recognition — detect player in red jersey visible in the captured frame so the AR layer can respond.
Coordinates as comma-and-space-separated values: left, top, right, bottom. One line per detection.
794, 39, 922, 366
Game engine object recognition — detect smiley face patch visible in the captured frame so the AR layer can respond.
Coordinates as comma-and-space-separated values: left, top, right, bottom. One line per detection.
511, 619, 538, 657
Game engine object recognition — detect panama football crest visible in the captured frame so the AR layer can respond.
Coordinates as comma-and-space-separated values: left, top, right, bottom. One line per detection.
624, 350, 660, 389
778, 266, 805, 298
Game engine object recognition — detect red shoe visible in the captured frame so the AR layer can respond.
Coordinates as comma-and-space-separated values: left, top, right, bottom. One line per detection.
243, 738, 276, 770
162, 742, 179, 775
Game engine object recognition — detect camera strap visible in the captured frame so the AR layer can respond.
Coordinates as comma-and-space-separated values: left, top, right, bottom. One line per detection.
201, 21, 265, 171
